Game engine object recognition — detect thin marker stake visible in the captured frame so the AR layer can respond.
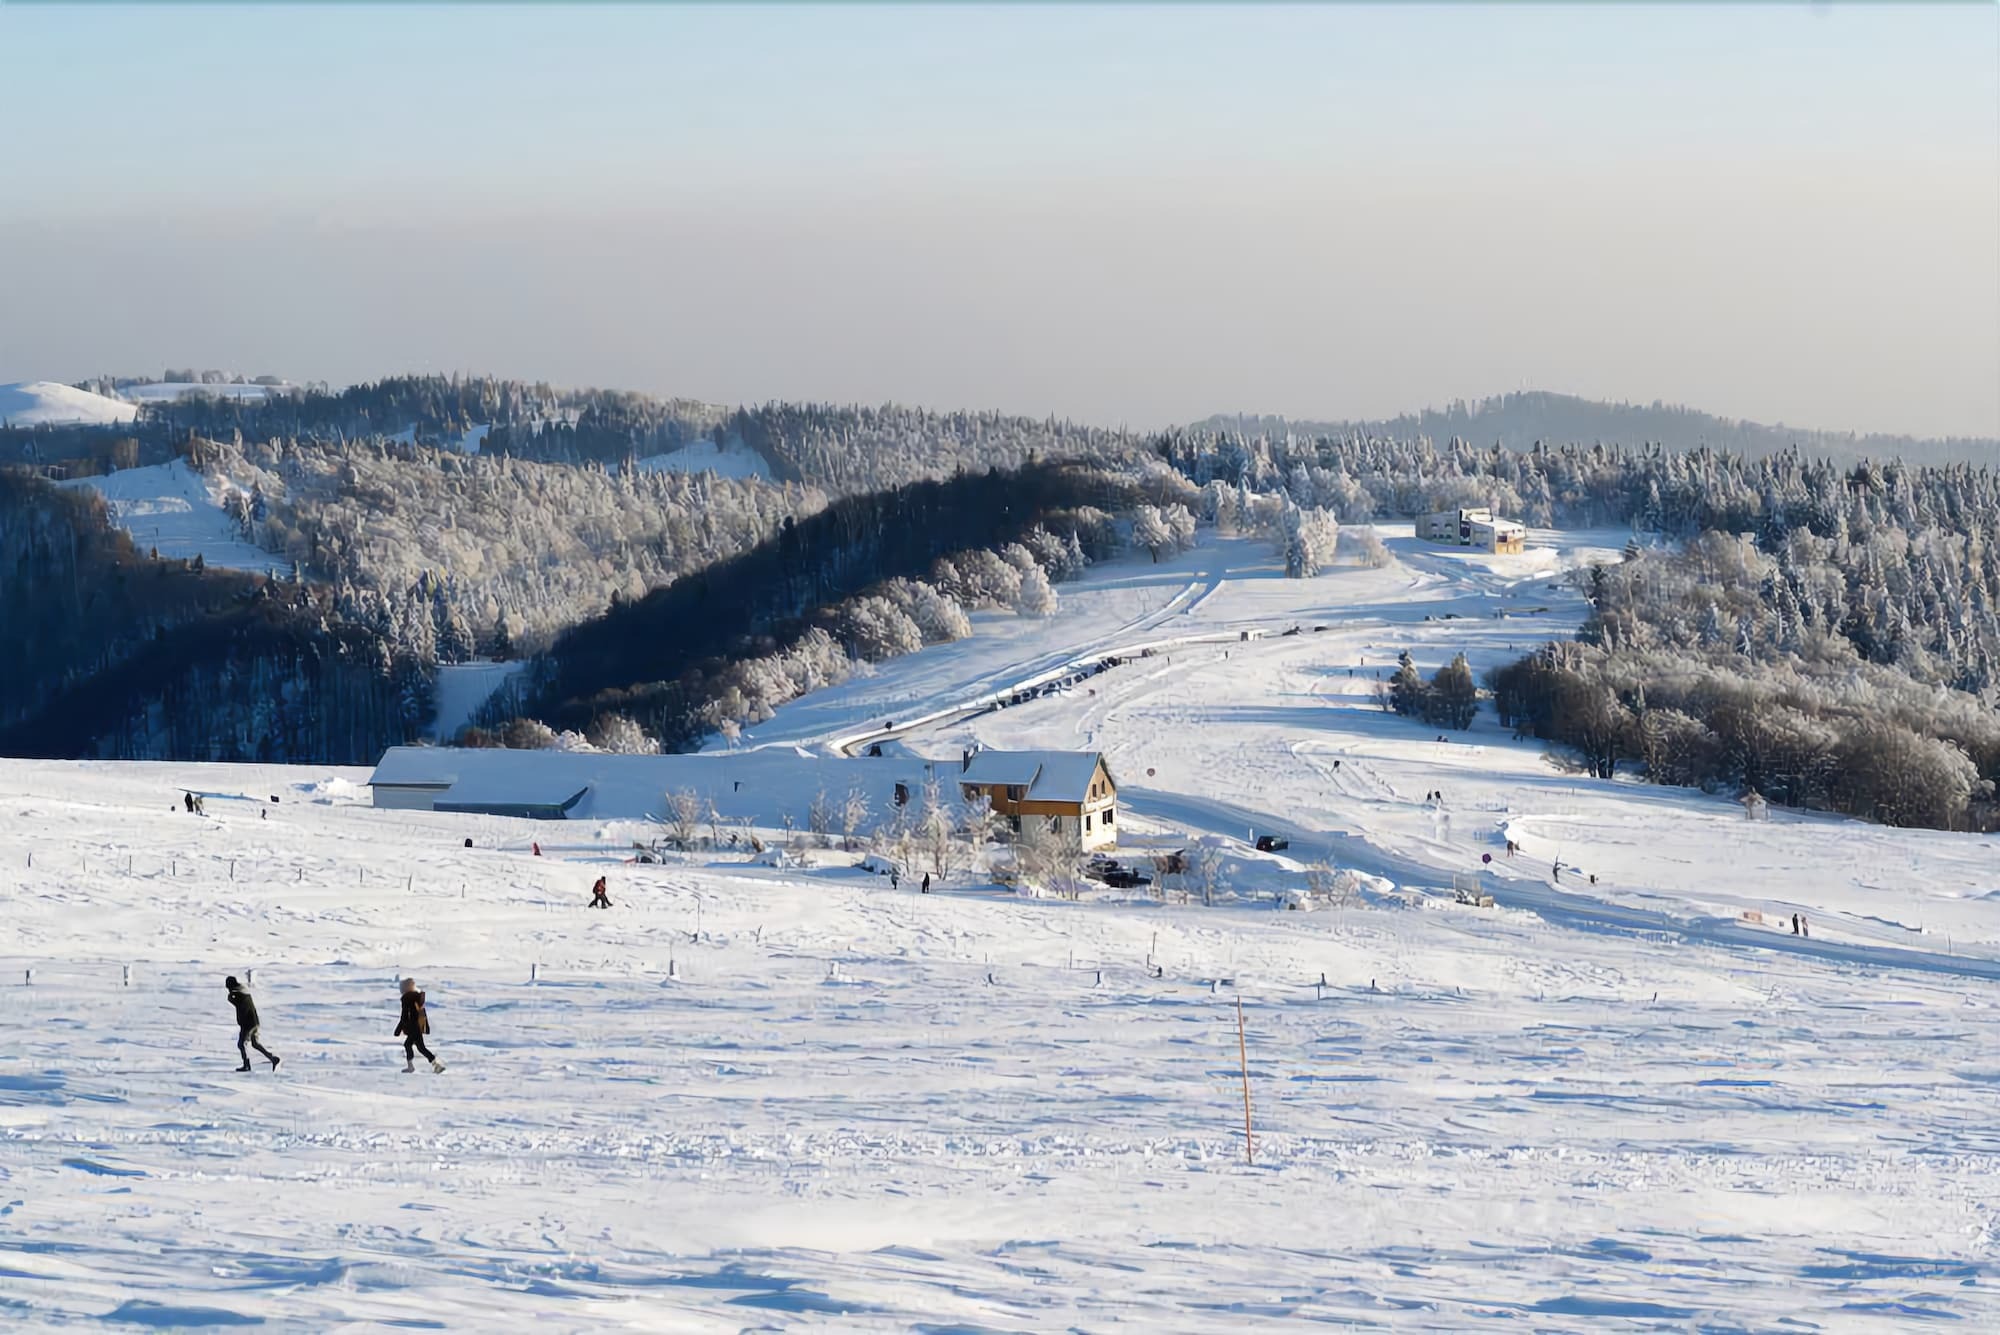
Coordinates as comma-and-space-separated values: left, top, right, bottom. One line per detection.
1236, 994, 1254, 1166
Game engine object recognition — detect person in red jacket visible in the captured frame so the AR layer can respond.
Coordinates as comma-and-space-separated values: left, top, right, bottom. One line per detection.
395, 978, 445, 1073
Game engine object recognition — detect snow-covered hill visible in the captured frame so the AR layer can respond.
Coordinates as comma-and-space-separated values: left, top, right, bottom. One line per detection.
0, 379, 139, 427
9, 532, 2000, 1327
61, 459, 289, 575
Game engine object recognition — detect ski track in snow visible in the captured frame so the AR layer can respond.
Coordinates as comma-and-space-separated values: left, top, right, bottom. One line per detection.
10, 530, 2000, 1327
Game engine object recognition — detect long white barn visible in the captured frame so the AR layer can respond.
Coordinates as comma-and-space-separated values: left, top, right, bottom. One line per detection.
368, 745, 940, 825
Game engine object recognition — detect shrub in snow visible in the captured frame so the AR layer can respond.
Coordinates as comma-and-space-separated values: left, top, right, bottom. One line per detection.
1015, 566, 1059, 618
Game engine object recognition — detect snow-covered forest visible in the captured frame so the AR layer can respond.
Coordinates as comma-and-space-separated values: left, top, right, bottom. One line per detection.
198, 435, 825, 656
15, 375, 2000, 837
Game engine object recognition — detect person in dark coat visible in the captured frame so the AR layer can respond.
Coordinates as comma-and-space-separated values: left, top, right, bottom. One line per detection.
184, 791, 195, 814
226, 976, 279, 1072
590, 876, 611, 909
921, 873, 931, 894
395, 978, 444, 1073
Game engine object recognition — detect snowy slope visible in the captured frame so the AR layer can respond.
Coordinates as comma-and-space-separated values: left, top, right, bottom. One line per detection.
7, 752, 2000, 1327
0, 380, 139, 427
428, 660, 528, 741
62, 460, 290, 575
11, 533, 2000, 1327
629, 438, 771, 481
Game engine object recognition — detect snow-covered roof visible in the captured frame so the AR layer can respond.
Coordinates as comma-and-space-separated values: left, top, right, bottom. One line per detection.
959, 750, 1109, 804
365, 745, 939, 824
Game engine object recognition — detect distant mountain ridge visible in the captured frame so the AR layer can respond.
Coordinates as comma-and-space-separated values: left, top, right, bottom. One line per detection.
1190, 392, 2000, 466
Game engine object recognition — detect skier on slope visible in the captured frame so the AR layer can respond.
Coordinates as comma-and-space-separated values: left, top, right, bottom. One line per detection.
395, 978, 445, 1073
590, 876, 612, 909
225, 976, 280, 1072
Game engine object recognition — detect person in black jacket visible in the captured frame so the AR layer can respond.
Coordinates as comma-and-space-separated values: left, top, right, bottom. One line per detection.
395, 978, 444, 1073
225, 976, 280, 1072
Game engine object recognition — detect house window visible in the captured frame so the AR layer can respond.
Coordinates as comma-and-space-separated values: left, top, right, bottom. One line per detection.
1085, 814, 1092, 831
1103, 807, 1114, 825
1050, 816, 1062, 834
1008, 785, 1024, 802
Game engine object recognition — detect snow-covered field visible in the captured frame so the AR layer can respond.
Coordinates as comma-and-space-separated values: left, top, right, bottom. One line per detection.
0, 381, 139, 427
61, 460, 291, 576
10, 531, 2000, 1328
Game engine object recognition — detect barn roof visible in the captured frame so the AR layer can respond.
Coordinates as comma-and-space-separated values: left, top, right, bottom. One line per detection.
959, 750, 1110, 804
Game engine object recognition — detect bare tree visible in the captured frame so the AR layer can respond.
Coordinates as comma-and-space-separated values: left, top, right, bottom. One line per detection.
1016, 817, 1086, 899
807, 788, 833, 842
957, 788, 1001, 852
840, 786, 871, 851
919, 774, 961, 880
665, 787, 704, 850
1186, 841, 1225, 907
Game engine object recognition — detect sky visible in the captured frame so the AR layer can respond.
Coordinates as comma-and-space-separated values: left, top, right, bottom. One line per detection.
1, 4, 1995, 438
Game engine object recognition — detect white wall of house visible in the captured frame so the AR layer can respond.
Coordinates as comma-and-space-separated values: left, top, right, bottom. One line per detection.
373, 785, 446, 812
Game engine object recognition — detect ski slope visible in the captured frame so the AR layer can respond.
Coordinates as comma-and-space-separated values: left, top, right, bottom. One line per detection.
10, 531, 2000, 1328
629, 438, 772, 481
61, 460, 291, 576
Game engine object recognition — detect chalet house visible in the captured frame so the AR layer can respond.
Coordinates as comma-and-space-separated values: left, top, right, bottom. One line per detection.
958, 749, 1119, 850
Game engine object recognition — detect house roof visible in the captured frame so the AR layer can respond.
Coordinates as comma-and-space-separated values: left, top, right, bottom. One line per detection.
959, 750, 1110, 804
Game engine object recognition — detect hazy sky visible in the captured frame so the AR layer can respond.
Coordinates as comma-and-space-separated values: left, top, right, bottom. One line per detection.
2, 4, 1994, 437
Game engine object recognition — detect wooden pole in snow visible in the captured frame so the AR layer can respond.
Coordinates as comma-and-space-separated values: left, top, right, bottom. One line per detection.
1236, 994, 1254, 1166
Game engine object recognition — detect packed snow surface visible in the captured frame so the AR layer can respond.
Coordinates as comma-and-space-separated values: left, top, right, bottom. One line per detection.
629, 438, 771, 481
10, 529, 2000, 1327
62, 460, 289, 576
0, 380, 139, 427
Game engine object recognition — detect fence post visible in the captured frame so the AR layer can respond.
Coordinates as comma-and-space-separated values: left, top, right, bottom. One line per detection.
246, 968, 255, 986
23, 968, 32, 986
530, 963, 540, 984
1236, 994, 1255, 1166
122, 965, 132, 987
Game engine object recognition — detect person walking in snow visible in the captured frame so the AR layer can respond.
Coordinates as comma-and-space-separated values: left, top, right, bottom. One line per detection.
921, 872, 931, 894
226, 976, 280, 1072
395, 978, 445, 1073
1799, 915, 1809, 939
183, 791, 195, 814
890, 869, 900, 891
1791, 913, 1800, 935
590, 876, 611, 909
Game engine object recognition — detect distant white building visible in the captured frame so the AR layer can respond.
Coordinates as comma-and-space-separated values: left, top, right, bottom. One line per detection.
1419, 506, 1526, 554
1418, 507, 1490, 543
